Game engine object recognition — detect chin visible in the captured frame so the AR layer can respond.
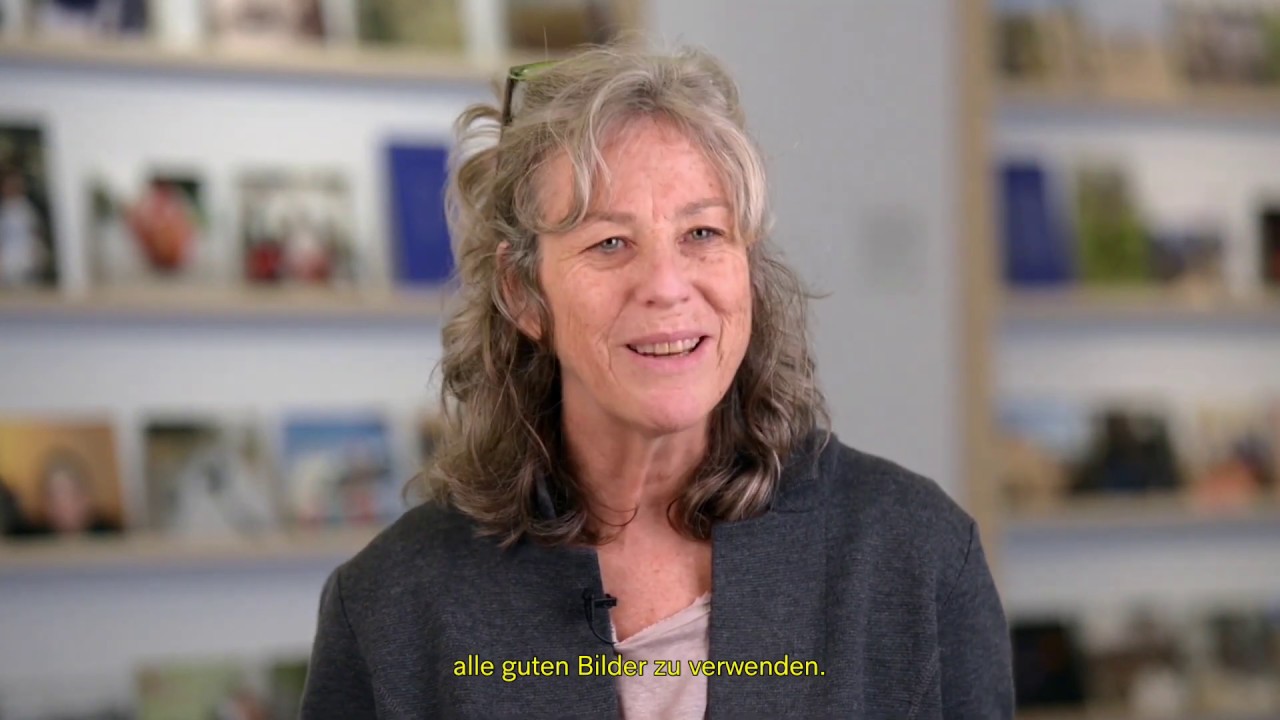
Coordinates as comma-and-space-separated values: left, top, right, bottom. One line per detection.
627, 392, 721, 436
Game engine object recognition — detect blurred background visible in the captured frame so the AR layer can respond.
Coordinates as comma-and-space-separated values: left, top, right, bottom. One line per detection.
0, 0, 1277, 718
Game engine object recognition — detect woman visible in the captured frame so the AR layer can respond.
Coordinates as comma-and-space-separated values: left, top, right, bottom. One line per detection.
302, 43, 1012, 719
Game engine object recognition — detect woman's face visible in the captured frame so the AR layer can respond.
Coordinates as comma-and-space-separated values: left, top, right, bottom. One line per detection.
533, 117, 752, 437
42, 466, 94, 534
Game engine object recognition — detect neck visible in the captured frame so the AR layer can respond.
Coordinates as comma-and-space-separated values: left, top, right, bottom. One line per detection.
562, 408, 709, 537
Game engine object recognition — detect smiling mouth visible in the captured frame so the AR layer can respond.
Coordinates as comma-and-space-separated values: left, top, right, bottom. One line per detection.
627, 337, 707, 357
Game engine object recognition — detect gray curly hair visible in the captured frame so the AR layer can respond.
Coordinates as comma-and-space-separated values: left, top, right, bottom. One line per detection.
422, 42, 828, 547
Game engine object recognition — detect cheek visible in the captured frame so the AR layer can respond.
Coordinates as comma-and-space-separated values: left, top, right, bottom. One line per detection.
712, 255, 753, 336
541, 265, 618, 363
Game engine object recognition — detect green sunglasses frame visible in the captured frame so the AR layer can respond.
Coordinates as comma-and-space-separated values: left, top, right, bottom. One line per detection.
501, 60, 560, 127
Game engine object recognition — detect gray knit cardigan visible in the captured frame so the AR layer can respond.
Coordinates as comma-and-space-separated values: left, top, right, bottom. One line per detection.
300, 433, 1014, 718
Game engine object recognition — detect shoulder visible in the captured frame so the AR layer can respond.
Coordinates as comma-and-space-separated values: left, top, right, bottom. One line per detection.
808, 434, 978, 592
328, 500, 496, 611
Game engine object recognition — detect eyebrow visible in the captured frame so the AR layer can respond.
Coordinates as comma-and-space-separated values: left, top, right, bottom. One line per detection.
581, 198, 730, 225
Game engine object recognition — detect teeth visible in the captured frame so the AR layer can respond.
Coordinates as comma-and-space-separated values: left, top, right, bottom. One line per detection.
631, 338, 700, 356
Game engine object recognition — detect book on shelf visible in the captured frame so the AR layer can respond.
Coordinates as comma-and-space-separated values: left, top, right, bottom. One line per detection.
0, 416, 123, 539
1084, 606, 1192, 717
239, 169, 358, 288
1011, 617, 1088, 711
357, 0, 464, 52
1072, 404, 1183, 496
1013, 601, 1280, 718
997, 396, 1211, 515
135, 655, 308, 720
207, 0, 327, 51
997, 397, 1091, 513
1198, 606, 1280, 715
30, 0, 148, 42
506, 0, 622, 53
387, 142, 454, 287
1171, 1, 1280, 89
0, 403, 439, 547
1189, 400, 1278, 512
143, 415, 279, 537
999, 159, 1073, 287
994, 2, 1094, 88
0, 121, 58, 292
88, 167, 227, 289
1073, 163, 1149, 285
279, 410, 403, 527
1148, 220, 1226, 293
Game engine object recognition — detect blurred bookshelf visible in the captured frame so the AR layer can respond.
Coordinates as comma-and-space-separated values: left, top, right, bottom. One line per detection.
0, 526, 379, 576
1000, 81, 1280, 121
1002, 288, 1280, 325
0, 0, 639, 711
986, 0, 1280, 717
1004, 494, 1280, 536
0, 36, 594, 85
0, 37, 492, 83
0, 287, 451, 322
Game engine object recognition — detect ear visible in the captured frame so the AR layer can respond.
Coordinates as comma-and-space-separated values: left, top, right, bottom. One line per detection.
497, 241, 542, 341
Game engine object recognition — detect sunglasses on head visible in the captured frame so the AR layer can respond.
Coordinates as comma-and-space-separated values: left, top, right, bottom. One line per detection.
501, 60, 560, 127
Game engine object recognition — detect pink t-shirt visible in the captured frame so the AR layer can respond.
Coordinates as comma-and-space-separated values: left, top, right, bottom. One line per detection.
614, 593, 711, 720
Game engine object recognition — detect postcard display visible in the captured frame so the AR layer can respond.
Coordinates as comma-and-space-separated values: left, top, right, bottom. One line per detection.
0, 0, 639, 717
994, 0, 1280, 718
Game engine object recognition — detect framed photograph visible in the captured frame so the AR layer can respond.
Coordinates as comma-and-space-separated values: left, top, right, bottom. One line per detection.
0, 122, 58, 291
144, 416, 278, 537
1172, 2, 1275, 87
1011, 617, 1087, 710
89, 169, 222, 288
239, 170, 357, 287
1082, 607, 1191, 717
505, 0, 617, 52
136, 656, 309, 720
280, 412, 400, 526
357, 0, 463, 50
997, 397, 1091, 512
0, 417, 123, 538
1188, 402, 1277, 511
1072, 403, 1182, 496
32, 0, 148, 41
136, 661, 269, 720
207, 0, 325, 49
1149, 222, 1225, 290
1196, 606, 1280, 715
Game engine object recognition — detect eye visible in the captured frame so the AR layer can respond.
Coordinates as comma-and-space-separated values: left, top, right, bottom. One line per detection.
593, 237, 627, 253
688, 227, 724, 242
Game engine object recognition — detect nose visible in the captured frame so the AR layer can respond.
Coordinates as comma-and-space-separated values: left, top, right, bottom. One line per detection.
634, 238, 693, 308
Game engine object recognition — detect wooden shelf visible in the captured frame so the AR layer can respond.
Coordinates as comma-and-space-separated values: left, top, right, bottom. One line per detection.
999, 81, 1280, 121
0, 287, 452, 322
1004, 495, 1280, 536
0, 526, 380, 575
1002, 288, 1280, 325
0, 37, 564, 85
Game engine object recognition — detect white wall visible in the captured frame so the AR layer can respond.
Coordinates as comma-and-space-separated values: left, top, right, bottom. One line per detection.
0, 0, 970, 711
650, 0, 963, 493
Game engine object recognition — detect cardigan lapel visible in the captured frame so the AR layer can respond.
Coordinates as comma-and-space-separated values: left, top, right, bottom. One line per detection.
705, 433, 835, 718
